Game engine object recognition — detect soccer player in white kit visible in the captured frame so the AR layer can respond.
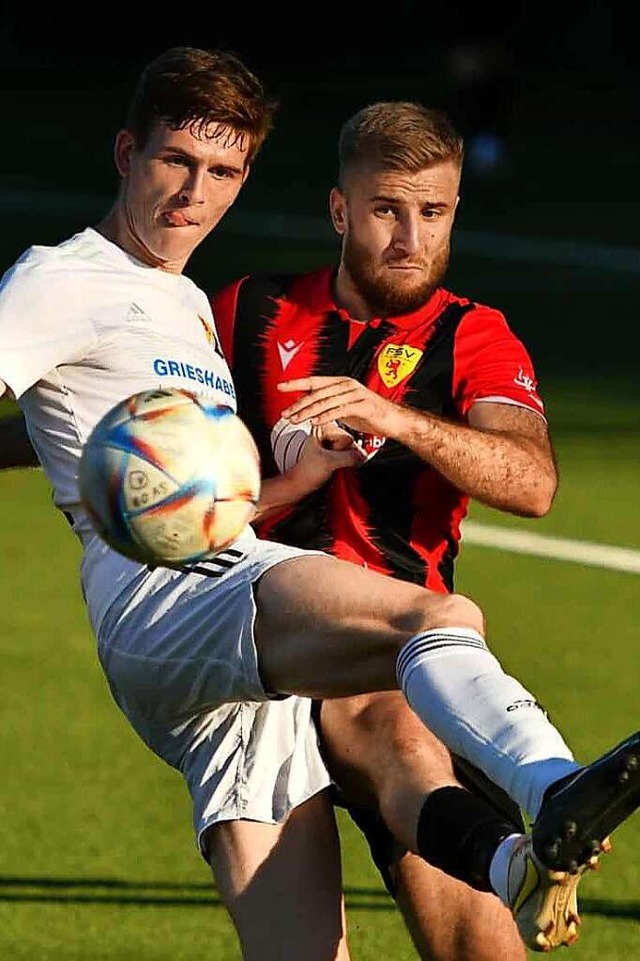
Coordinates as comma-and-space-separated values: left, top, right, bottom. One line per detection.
1, 46, 639, 957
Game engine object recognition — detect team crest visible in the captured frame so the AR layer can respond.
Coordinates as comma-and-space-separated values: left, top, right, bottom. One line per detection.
199, 315, 218, 351
378, 344, 423, 387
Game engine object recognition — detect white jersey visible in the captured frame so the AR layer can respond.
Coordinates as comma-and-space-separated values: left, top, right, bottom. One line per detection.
0, 227, 237, 539
0, 228, 332, 835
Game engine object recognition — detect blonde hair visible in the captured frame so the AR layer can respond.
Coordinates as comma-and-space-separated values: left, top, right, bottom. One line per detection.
338, 101, 463, 185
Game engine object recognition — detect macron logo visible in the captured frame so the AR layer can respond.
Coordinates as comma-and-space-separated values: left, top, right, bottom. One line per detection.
277, 338, 304, 371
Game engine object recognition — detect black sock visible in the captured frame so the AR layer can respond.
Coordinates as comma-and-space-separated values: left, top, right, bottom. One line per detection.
416, 786, 519, 891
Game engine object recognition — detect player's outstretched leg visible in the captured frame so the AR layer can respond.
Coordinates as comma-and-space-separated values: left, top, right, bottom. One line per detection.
533, 729, 640, 871
503, 730, 640, 952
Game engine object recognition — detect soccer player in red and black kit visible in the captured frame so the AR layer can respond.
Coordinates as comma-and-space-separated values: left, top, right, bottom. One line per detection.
212, 100, 557, 960
4, 95, 640, 956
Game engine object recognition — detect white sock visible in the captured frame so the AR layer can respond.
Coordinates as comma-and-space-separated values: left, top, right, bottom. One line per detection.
489, 833, 522, 905
396, 628, 580, 818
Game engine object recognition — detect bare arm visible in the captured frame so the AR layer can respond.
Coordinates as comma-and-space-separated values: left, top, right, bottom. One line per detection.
403, 400, 557, 517
278, 376, 558, 518
253, 427, 365, 524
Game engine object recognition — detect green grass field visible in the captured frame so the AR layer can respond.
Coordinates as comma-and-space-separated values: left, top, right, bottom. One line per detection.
1, 314, 639, 960
1, 67, 639, 958
1, 384, 639, 960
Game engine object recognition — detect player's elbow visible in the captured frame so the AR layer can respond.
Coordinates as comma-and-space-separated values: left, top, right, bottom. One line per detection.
521, 472, 558, 517
524, 496, 553, 519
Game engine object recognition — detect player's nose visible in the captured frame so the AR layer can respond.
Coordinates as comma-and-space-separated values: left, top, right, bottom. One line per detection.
393, 217, 421, 256
178, 168, 207, 205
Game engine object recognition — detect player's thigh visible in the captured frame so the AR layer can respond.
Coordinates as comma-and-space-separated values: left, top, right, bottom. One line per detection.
318, 691, 457, 803
394, 852, 527, 961
255, 555, 477, 697
204, 790, 350, 961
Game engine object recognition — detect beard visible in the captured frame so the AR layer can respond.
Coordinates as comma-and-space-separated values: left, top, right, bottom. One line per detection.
342, 234, 450, 318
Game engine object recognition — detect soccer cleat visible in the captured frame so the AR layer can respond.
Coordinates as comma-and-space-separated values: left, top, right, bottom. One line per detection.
507, 835, 586, 952
533, 730, 640, 873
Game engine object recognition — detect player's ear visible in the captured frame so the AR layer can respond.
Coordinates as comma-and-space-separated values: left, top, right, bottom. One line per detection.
329, 187, 347, 235
114, 130, 135, 177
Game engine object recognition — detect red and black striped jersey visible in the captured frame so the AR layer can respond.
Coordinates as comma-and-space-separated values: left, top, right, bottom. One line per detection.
212, 268, 545, 593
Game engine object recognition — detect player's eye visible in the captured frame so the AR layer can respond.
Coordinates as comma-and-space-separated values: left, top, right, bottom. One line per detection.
210, 167, 234, 179
165, 155, 190, 167
422, 208, 439, 219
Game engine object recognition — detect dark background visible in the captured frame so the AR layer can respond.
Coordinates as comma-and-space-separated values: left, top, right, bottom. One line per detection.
2, 3, 639, 387
4, 3, 638, 78
3, 3, 638, 233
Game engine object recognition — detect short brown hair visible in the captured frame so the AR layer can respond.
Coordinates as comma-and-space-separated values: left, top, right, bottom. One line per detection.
125, 46, 278, 166
337, 101, 464, 185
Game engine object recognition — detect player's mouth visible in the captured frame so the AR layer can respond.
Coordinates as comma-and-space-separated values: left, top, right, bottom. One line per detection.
161, 210, 199, 227
386, 263, 425, 270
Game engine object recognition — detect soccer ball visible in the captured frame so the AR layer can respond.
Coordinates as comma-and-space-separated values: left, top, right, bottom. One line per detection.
78, 387, 261, 566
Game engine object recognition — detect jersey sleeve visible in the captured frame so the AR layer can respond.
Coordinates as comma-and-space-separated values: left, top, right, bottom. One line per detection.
0, 251, 95, 399
452, 305, 546, 418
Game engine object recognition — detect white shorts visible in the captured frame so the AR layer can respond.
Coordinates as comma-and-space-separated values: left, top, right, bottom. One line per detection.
81, 529, 332, 855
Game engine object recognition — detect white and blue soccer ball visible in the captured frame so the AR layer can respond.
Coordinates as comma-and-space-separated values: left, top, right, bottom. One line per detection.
78, 387, 261, 566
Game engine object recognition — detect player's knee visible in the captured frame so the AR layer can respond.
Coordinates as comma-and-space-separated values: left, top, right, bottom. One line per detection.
413, 590, 484, 636
443, 592, 484, 632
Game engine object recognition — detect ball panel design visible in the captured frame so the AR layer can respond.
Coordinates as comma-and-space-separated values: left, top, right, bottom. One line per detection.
203, 499, 257, 552
78, 387, 261, 566
128, 488, 218, 563
78, 442, 130, 540
121, 453, 183, 513
203, 411, 261, 503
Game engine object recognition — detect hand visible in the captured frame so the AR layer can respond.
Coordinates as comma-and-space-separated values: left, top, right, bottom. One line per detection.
315, 420, 360, 452
295, 427, 366, 488
255, 422, 366, 523
278, 375, 403, 437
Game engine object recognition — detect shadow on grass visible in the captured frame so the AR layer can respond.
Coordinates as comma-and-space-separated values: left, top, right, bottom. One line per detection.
0, 876, 391, 910
0, 878, 638, 919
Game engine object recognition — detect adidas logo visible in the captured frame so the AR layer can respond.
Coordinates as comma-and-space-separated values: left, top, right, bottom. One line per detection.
127, 302, 149, 322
